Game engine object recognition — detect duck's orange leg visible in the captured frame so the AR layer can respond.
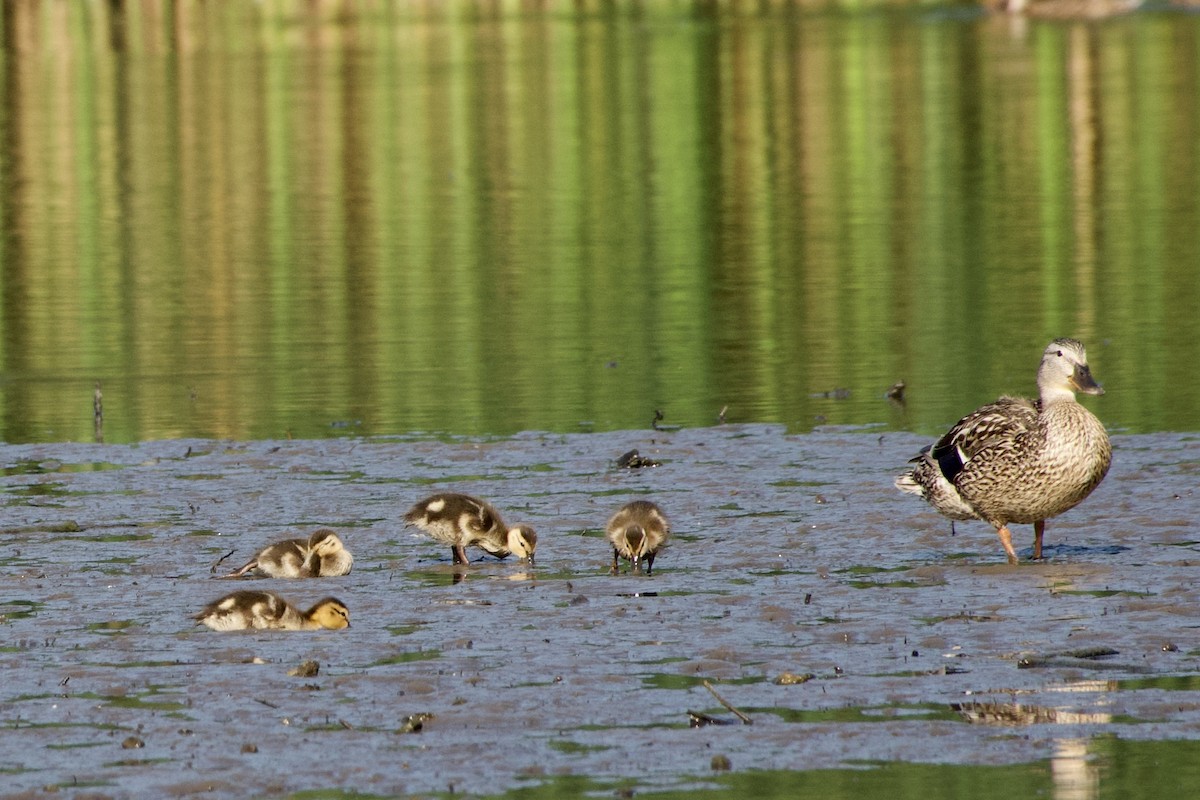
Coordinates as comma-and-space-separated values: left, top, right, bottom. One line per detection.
996, 525, 1019, 565
1033, 520, 1045, 561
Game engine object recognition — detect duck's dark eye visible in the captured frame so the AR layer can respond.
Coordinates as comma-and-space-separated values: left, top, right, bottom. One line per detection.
1056, 350, 1063, 357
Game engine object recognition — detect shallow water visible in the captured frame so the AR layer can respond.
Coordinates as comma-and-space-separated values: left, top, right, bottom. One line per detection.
2, 425, 1200, 798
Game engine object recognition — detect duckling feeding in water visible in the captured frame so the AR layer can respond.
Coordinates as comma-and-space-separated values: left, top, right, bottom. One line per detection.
195, 590, 350, 631
226, 528, 353, 578
894, 338, 1111, 564
404, 493, 537, 565
607, 500, 670, 574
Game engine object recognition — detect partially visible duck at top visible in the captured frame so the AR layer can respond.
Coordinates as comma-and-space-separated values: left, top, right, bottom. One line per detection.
404, 493, 537, 565
987, 0, 1142, 19
225, 528, 353, 579
607, 500, 670, 575
195, 590, 350, 632
895, 338, 1111, 564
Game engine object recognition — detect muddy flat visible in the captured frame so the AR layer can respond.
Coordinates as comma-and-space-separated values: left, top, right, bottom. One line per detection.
1, 425, 1198, 798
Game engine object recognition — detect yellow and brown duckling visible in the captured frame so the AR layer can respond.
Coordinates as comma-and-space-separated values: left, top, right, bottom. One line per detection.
226, 528, 353, 578
195, 590, 350, 631
895, 338, 1111, 564
607, 500, 670, 575
404, 493, 537, 565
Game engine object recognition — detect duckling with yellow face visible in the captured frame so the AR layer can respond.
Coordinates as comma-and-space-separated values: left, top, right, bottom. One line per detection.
607, 500, 670, 575
226, 529, 353, 578
404, 493, 537, 565
195, 590, 350, 631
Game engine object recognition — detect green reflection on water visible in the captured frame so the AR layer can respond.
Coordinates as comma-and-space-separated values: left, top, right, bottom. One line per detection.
466, 737, 1200, 799
408, 763, 1057, 800
3, 3, 1200, 443
265, 733, 1200, 799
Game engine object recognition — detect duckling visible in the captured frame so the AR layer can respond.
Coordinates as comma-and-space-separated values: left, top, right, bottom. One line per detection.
226, 528, 353, 578
895, 338, 1111, 564
195, 590, 350, 631
607, 500, 670, 574
404, 493, 537, 564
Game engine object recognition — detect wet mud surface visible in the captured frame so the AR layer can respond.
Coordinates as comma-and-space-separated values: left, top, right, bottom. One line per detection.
2, 425, 1200, 798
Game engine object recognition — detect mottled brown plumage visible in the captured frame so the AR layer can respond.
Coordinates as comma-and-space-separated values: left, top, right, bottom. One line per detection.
895, 338, 1111, 564
403, 493, 537, 564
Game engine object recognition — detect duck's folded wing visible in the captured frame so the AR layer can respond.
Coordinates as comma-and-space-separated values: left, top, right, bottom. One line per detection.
929, 396, 1039, 482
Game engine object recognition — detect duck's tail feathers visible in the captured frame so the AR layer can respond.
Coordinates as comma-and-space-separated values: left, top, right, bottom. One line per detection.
893, 472, 924, 496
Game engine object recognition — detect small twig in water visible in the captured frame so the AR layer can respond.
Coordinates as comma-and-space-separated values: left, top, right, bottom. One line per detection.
210, 549, 236, 574
703, 680, 753, 725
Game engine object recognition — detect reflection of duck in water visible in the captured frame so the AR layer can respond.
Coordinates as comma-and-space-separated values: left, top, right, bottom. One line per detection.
404, 493, 537, 565
195, 590, 350, 631
894, 338, 1111, 564
986, 0, 1141, 19
226, 529, 353, 578
607, 501, 670, 574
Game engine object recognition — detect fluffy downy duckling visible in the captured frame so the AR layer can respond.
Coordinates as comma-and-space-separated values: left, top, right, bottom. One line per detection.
607, 500, 670, 575
226, 528, 353, 578
195, 590, 350, 631
895, 338, 1111, 564
404, 493, 537, 565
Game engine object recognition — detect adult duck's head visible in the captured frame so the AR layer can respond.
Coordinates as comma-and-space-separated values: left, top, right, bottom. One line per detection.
1039, 338, 1103, 403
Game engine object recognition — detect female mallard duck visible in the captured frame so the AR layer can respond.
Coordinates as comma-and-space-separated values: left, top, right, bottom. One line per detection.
225, 528, 353, 578
895, 338, 1111, 564
404, 493, 537, 565
195, 590, 350, 631
607, 500, 670, 574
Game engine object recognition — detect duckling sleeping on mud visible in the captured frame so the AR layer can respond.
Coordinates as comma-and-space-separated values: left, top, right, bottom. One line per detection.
195, 590, 350, 631
404, 493, 537, 565
225, 528, 353, 578
607, 500, 670, 575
